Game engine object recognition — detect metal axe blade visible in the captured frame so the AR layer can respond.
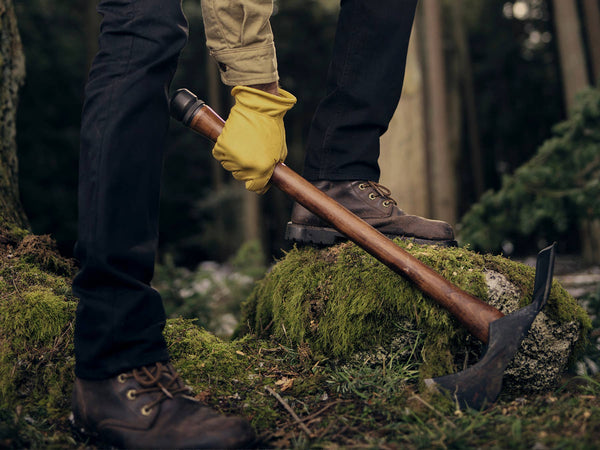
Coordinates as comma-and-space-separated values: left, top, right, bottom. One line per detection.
424, 243, 556, 409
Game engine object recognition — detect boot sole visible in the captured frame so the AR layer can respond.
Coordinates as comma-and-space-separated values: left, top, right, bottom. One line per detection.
285, 222, 457, 247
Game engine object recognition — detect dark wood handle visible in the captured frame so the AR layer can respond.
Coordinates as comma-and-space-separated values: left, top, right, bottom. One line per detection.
180, 99, 504, 343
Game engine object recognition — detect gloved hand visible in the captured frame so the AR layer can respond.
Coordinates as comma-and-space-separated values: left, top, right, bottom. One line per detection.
212, 86, 297, 194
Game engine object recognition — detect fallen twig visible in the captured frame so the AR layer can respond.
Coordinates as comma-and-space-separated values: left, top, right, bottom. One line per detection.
265, 386, 313, 437
301, 399, 345, 424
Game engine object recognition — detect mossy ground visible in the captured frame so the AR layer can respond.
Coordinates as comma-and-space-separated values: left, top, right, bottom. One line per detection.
1, 230, 598, 449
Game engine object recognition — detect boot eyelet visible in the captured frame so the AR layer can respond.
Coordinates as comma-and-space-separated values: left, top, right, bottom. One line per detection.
383, 200, 392, 207
368, 193, 377, 200
358, 183, 367, 190
126, 390, 137, 400
141, 405, 153, 416
117, 374, 127, 383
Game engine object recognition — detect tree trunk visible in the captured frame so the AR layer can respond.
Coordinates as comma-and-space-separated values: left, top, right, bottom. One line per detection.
581, 0, 600, 83
205, 53, 261, 244
0, 0, 28, 230
421, 0, 457, 224
450, 0, 484, 199
207, 55, 227, 247
380, 21, 429, 218
552, 0, 600, 264
552, 0, 590, 111
580, 219, 600, 265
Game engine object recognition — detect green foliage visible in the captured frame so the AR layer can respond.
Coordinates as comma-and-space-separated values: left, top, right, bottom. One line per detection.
155, 240, 267, 336
459, 85, 600, 253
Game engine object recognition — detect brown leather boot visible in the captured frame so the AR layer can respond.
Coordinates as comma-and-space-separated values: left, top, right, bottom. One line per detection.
71, 362, 255, 449
285, 180, 456, 246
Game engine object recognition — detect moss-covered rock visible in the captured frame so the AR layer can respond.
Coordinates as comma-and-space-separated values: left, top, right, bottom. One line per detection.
239, 240, 591, 392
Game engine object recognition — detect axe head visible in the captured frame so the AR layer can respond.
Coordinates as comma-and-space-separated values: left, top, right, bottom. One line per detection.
424, 243, 557, 409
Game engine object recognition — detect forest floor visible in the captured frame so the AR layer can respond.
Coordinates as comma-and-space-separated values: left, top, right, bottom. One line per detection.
1, 231, 599, 449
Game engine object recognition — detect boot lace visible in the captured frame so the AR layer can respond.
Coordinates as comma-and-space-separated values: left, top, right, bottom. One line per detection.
359, 181, 397, 207
120, 362, 191, 414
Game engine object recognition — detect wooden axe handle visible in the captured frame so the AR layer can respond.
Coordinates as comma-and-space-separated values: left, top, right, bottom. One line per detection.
172, 90, 504, 343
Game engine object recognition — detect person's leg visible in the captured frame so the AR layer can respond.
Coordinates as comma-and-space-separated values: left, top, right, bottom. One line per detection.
287, 0, 455, 246
303, 0, 418, 182
73, 0, 188, 380
71, 1, 255, 446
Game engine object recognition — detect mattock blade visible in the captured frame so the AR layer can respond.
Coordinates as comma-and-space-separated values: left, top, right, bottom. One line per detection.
424, 243, 557, 409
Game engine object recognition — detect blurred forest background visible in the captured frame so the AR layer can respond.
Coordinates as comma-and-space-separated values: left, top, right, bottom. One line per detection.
5, 0, 600, 274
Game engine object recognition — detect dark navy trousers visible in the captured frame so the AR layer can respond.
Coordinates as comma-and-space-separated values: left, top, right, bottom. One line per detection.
304, 0, 418, 182
73, 0, 417, 379
73, 0, 188, 379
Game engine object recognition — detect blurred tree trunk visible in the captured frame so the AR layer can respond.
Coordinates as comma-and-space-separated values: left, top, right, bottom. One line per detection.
581, 0, 600, 83
0, 0, 28, 230
421, 0, 457, 224
552, 0, 599, 263
380, 21, 430, 218
207, 57, 224, 195
206, 56, 228, 248
552, 0, 590, 111
450, 0, 484, 199
242, 191, 260, 241
580, 220, 600, 266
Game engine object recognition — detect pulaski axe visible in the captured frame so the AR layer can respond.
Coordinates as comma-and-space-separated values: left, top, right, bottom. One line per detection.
170, 89, 557, 409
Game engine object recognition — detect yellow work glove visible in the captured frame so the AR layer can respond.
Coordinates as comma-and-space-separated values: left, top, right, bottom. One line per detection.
212, 86, 297, 194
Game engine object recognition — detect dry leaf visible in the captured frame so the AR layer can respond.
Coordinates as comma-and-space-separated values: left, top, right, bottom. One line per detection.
275, 377, 294, 392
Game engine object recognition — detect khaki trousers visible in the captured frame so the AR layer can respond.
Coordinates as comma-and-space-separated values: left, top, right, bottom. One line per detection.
201, 0, 278, 86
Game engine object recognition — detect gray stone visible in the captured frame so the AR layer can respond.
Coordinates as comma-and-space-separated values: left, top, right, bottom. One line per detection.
484, 270, 580, 393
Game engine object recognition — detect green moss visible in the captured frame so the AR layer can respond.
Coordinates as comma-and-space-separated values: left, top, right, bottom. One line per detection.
164, 318, 301, 430
165, 317, 249, 393
17, 234, 75, 277
240, 240, 591, 379
1, 288, 75, 345
0, 288, 76, 419
4, 225, 30, 243
1, 262, 74, 297
0, 231, 77, 425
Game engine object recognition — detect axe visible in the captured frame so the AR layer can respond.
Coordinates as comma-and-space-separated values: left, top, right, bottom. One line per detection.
170, 88, 556, 409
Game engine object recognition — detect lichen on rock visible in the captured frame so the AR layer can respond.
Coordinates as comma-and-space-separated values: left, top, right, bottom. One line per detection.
484, 269, 581, 392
